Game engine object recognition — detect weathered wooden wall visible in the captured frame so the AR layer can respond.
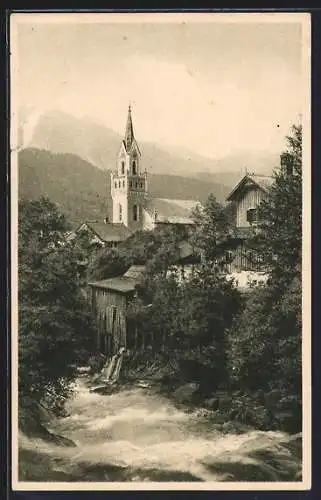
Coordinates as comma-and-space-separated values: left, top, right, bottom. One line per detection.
236, 187, 264, 227
91, 287, 128, 355
225, 243, 263, 273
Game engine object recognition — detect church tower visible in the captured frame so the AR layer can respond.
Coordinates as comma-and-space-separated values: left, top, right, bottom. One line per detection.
111, 106, 148, 230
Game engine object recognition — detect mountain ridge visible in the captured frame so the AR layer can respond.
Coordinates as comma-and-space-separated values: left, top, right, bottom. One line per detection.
20, 108, 278, 180
18, 147, 232, 227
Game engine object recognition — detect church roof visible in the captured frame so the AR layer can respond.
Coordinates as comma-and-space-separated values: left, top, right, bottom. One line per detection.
226, 174, 274, 202
77, 222, 132, 243
145, 197, 200, 225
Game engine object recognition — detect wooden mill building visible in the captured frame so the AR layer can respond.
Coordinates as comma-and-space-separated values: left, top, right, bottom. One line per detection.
88, 265, 146, 355
88, 240, 200, 355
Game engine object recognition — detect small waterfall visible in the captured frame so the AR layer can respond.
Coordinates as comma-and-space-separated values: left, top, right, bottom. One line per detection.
110, 356, 123, 383
102, 355, 118, 381
101, 349, 125, 384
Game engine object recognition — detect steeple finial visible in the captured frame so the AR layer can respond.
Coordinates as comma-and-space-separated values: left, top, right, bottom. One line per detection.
124, 104, 134, 151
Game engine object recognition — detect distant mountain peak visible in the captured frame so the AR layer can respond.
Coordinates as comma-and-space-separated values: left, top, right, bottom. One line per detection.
21, 108, 277, 178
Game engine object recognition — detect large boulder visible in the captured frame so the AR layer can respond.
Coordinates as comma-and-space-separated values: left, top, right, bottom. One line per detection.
173, 382, 199, 404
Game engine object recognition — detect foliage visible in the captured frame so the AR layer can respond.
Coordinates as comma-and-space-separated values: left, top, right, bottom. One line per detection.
192, 193, 232, 263
19, 197, 95, 414
228, 285, 280, 391
128, 262, 243, 387
87, 225, 184, 281
250, 124, 302, 287
86, 247, 129, 281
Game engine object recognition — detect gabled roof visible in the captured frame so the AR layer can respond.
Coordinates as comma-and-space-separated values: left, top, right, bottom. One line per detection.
77, 222, 132, 243
145, 197, 200, 225
123, 265, 146, 280
226, 174, 274, 202
88, 265, 146, 294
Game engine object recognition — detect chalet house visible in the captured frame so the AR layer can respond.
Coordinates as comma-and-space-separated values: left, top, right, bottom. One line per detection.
225, 173, 274, 273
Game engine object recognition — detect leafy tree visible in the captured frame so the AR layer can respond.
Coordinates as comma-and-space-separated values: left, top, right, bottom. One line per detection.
228, 285, 278, 391
87, 225, 184, 282
128, 260, 242, 389
179, 265, 243, 384
87, 247, 129, 281
19, 197, 94, 414
192, 194, 232, 264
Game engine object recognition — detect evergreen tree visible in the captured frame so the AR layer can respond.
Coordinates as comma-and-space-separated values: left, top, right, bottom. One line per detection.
253, 124, 302, 286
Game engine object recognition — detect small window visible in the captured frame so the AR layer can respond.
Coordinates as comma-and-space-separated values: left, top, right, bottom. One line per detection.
140, 182, 143, 188
225, 250, 233, 263
119, 204, 122, 222
135, 182, 138, 188
114, 182, 117, 188
118, 181, 121, 188
132, 160, 137, 175
112, 307, 117, 333
121, 161, 125, 175
133, 204, 138, 221
130, 181, 132, 188
246, 208, 257, 224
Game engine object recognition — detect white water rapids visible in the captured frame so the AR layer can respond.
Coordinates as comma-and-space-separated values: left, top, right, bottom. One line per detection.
19, 379, 302, 483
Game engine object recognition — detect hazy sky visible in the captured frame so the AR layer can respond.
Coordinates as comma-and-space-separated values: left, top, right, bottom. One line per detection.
13, 14, 307, 159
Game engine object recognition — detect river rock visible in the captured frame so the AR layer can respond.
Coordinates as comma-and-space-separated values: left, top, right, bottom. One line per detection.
173, 382, 199, 404
273, 411, 301, 434
222, 421, 237, 434
90, 383, 117, 395
218, 395, 233, 411
264, 389, 281, 408
203, 397, 220, 411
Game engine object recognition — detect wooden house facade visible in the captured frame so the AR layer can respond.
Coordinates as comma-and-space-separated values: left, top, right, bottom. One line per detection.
225, 174, 274, 273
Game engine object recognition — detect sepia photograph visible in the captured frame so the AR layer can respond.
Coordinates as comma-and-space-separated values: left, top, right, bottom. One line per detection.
10, 12, 311, 491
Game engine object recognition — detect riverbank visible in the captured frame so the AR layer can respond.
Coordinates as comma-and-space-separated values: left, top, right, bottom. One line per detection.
91, 352, 302, 436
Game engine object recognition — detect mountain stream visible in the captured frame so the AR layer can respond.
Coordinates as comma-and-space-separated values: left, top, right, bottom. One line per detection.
19, 378, 302, 483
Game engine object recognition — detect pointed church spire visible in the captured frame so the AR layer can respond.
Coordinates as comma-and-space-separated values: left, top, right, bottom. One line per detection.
124, 104, 134, 151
